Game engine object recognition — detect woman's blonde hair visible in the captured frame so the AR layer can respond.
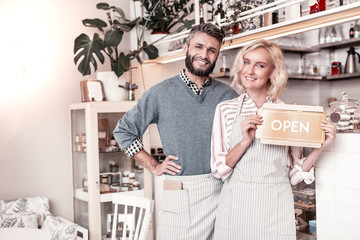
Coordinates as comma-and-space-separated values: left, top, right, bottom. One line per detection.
231, 39, 288, 100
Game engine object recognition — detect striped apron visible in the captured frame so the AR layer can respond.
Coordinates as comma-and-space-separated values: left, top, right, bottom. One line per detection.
157, 173, 223, 240
214, 94, 296, 240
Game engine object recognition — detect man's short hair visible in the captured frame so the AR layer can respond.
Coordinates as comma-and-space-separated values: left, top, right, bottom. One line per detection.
186, 23, 224, 46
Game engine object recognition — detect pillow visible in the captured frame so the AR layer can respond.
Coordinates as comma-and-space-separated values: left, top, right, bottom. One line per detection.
0, 196, 50, 227
0, 213, 38, 228
42, 215, 77, 240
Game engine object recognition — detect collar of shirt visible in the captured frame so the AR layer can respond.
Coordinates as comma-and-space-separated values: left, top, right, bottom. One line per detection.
179, 69, 211, 95
243, 93, 278, 113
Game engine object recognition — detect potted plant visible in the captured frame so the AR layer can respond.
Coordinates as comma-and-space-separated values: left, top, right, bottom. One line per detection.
134, 0, 195, 34
73, 2, 159, 78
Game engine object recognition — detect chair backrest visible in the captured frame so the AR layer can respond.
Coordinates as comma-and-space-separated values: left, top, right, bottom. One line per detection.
111, 194, 154, 240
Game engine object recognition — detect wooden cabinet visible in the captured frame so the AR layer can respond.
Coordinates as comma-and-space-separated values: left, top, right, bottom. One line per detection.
70, 101, 153, 240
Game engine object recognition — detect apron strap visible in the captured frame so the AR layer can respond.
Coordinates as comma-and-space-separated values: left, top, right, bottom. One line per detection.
229, 94, 246, 149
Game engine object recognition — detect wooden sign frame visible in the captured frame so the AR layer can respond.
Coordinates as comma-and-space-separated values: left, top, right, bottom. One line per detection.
256, 103, 326, 148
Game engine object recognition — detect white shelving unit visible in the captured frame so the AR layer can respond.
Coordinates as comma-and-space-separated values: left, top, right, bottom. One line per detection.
74, 188, 145, 203
143, 1, 360, 64
70, 101, 153, 240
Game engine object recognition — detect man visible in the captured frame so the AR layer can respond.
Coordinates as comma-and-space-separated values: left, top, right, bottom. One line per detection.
113, 23, 238, 240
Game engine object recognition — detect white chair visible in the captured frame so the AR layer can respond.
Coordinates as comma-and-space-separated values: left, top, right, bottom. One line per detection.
111, 194, 154, 240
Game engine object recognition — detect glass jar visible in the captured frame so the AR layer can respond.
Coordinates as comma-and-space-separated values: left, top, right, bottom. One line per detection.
109, 160, 120, 183
329, 92, 360, 132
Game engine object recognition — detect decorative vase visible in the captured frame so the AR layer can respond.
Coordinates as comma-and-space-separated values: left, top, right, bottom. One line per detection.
96, 71, 127, 102
127, 90, 135, 101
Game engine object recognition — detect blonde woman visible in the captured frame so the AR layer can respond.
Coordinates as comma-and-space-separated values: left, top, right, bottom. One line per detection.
211, 39, 336, 239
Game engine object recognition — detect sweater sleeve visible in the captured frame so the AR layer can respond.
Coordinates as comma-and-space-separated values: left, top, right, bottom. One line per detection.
113, 87, 159, 152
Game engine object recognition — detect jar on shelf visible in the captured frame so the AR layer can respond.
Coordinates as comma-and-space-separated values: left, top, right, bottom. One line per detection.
133, 181, 141, 191
109, 160, 120, 183
75, 133, 86, 143
82, 176, 88, 192
110, 182, 121, 192
100, 174, 109, 184
329, 92, 360, 132
306, 60, 318, 75
129, 172, 136, 184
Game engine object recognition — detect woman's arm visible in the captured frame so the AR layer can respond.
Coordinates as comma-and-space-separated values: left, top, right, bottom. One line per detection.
225, 114, 263, 168
302, 120, 336, 172
289, 120, 336, 185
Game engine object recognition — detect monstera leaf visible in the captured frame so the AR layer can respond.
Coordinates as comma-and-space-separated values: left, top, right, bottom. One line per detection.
73, 33, 105, 76
82, 18, 107, 32
111, 52, 131, 77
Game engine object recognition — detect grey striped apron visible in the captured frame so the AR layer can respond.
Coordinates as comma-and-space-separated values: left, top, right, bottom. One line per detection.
214, 94, 296, 240
157, 173, 223, 240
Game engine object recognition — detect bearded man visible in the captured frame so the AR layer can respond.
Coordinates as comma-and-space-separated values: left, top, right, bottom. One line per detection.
113, 23, 238, 240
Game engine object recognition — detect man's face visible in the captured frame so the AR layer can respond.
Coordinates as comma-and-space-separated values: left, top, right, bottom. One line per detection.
184, 32, 220, 77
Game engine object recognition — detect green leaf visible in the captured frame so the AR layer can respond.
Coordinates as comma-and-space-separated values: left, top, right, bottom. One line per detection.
114, 7, 126, 19
74, 33, 105, 76
104, 29, 123, 47
142, 41, 159, 60
120, 53, 131, 70
82, 18, 107, 32
96, 3, 110, 10
111, 53, 130, 77
113, 19, 133, 32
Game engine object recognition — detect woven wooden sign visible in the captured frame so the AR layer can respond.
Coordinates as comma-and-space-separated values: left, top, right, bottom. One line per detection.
256, 103, 326, 148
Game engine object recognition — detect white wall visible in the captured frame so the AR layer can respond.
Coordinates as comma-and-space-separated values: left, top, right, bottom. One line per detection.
316, 134, 360, 240
0, 0, 130, 220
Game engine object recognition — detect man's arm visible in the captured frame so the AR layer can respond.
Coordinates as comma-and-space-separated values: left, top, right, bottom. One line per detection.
133, 149, 181, 176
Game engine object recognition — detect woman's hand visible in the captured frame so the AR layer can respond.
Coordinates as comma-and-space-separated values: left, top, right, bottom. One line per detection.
241, 114, 263, 146
320, 120, 336, 149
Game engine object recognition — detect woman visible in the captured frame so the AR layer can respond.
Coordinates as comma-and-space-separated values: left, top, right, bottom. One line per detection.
211, 39, 336, 240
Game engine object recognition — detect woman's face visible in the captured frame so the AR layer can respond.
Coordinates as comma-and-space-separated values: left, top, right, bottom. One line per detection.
240, 47, 274, 94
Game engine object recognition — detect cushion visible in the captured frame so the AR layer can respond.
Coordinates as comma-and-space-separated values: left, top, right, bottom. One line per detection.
0, 196, 50, 227
0, 213, 38, 228
42, 215, 77, 240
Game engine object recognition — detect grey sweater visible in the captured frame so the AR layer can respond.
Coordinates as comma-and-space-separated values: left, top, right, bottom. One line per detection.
113, 74, 239, 175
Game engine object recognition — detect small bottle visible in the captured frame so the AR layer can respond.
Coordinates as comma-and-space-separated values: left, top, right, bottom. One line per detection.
349, 24, 355, 38
214, 1, 225, 24
220, 54, 230, 73
353, 20, 360, 38
310, 0, 326, 14
199, 3, 205, 24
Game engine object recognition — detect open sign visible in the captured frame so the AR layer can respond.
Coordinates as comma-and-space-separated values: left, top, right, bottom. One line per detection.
256, 103, 326, 148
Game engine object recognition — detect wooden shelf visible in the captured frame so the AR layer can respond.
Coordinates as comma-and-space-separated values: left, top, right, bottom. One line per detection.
318, 37, 360, 49
326, 72, 360, 80
288, 74, 324, 80
211, 72, 230, 79
289, 72, 360, 81
294, 202, 316, 211
75, 188, 144, 203
279, 45, 319, 53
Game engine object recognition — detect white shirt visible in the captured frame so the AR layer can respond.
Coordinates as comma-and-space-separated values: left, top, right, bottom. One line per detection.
210, 94, 315, 184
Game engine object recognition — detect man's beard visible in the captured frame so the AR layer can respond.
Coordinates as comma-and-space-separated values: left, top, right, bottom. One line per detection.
185, 51, 216, 77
